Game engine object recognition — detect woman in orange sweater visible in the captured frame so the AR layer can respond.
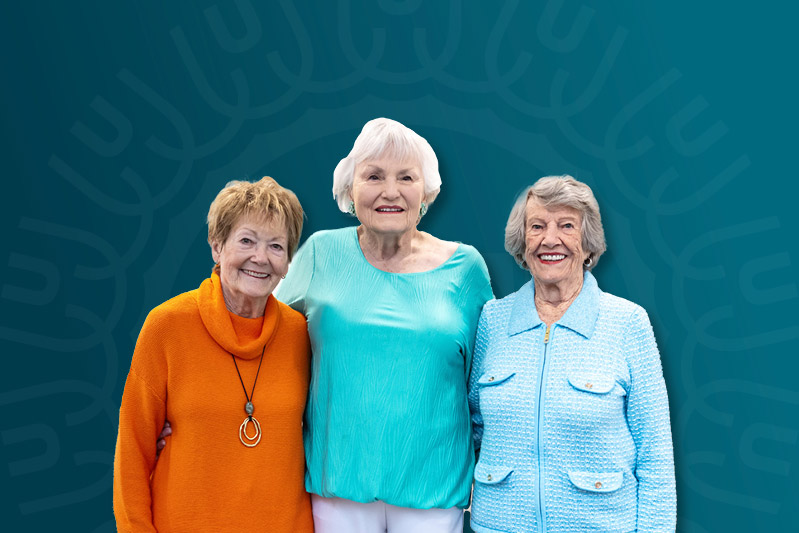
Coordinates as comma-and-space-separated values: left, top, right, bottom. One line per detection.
113, 176, 313, 532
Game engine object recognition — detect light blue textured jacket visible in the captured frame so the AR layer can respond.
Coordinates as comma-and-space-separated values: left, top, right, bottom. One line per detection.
468, 272, 675, 532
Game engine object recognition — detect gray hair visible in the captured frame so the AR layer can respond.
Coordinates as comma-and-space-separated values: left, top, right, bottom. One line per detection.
504, 175, 606, 271
332, 118, 442, 213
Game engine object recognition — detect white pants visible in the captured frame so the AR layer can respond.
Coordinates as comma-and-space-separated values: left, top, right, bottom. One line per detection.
311, 494, 464, 533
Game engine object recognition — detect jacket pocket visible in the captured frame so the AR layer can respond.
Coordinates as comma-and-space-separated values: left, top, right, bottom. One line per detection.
477, 371, 516, 387
471, 461, 516, 532
567, 372, 620, 395
567, 470, 624, 493
473, 461, 513, 485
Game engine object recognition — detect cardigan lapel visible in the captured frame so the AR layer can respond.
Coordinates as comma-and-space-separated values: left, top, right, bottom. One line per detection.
507, 272, 600, 339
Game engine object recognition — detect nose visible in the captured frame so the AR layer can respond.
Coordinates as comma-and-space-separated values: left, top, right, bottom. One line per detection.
251, 243, 269, 264
382, 177, 400, 199
541, 224, 561, 246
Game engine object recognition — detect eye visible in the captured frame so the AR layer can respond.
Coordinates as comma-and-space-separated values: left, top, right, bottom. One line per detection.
530, 224, 543, 230
270, 243, 284, 251
562, 223, 574, 229
240, 237, 253, 244
400, 175, 414, 181
367, 174, 380, 181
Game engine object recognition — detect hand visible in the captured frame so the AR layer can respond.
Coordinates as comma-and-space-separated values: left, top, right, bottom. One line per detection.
155, 420, 171, 459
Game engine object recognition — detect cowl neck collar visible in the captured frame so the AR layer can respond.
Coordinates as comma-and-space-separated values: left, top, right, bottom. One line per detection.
197, 271, 280, 360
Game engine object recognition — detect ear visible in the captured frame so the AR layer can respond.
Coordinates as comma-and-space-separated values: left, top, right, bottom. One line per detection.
210, 240, 223, 263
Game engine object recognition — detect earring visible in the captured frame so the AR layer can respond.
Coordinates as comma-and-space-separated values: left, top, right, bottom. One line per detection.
584, 255, 593, 268
348, 201, 356, 216
419, 202, 428, 217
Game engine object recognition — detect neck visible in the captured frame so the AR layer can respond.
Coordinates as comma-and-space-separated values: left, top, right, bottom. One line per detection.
357, 225, 419, 262
533, 274, 584, 326
221, 286, 267, 318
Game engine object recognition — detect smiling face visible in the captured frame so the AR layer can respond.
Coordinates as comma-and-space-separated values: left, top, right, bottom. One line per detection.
350, 155, 425, 237
524, 199, 588, 290
211, 214, 290, 317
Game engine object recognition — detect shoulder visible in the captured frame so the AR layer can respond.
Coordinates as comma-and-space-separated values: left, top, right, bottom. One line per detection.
416, 232, 460, 267
426, 234, 488, 275
455, 241, 486, 265
305, 227, 354, 248
273, 298, 310, 357
132, 286, 202, 372
275, 297, 308, 329
597, 289, 651, 332
445, 242, 492, 297
459, 245, 489, 279
480, 280, 528, 319
598, 289, 645, 317
143, 288, 201, 331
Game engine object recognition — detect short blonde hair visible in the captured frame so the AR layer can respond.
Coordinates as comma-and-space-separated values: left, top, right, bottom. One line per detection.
207, 176, 304, 268
505, 175, 606, 271
332, 118, 442, 213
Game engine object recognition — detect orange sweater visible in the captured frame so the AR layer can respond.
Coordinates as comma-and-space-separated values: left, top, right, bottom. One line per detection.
113, 272, 313, 532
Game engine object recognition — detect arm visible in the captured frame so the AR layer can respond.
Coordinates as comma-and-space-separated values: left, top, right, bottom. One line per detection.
624, 307, 676, 532
113, 313, 168, 533
457, 246, 493, 374
468, 307, 491, 454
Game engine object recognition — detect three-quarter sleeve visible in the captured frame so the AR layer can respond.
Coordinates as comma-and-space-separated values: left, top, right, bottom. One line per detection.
275, 234, 316, 314
113, 311, 169, 533
624, 306, 676, 531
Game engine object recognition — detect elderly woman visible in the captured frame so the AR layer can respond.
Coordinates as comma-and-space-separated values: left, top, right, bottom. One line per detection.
113, 177, 313, 532
274, 118, 493, 532
468, 176, 675, 532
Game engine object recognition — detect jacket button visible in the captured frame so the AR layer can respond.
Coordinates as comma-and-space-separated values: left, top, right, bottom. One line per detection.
585, 382, 593, 389
488, 376, 495, 382
595, 481, 602, 489
486, 474, 493, 481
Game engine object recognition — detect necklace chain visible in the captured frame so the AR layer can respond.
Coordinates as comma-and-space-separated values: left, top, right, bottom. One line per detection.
230, 345, 266, 417
231, 345, 266, 448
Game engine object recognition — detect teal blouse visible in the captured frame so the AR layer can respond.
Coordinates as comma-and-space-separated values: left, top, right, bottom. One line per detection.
275, 227, 493, 509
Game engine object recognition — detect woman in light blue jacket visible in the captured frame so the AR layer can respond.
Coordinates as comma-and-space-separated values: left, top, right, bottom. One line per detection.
468, 176, 675, 532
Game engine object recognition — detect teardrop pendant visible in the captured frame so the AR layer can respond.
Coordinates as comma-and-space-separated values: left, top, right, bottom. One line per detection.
239, 416, 262, 447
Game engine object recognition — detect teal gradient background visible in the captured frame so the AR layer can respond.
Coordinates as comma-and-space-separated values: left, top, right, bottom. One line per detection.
1, 1, 797, 531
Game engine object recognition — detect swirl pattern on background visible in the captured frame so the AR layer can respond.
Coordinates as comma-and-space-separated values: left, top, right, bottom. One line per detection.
0, 2, 796, 531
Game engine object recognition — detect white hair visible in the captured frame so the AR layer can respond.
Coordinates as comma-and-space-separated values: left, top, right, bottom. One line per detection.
332, 118, 442, 213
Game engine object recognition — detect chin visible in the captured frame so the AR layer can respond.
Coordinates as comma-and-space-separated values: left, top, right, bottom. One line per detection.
243, 282, 276, 297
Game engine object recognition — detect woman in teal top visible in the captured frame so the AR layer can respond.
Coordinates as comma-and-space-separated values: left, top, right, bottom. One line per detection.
276, 118, 492, 533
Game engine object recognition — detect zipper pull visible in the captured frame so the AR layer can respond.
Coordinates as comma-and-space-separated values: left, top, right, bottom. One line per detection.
544, 326, 550, 344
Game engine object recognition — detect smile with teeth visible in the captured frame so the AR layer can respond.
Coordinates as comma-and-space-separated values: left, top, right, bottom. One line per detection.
539, 254, 566, 262
376, 207, 404, 212
242, 269, 270, 278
